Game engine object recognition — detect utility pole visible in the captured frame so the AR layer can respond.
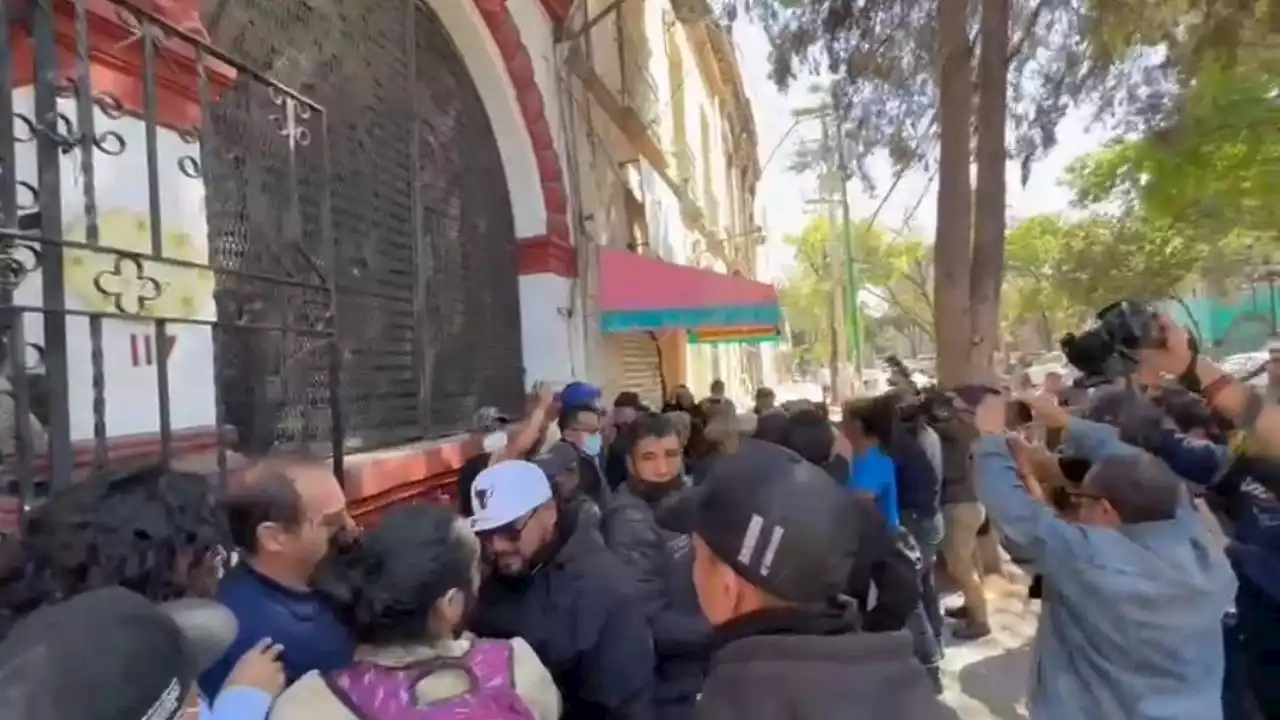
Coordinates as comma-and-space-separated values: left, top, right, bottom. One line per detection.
833, 116, 864, 375
819, 118, 847, 405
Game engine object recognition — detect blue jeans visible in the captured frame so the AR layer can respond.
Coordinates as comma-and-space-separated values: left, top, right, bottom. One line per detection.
896, 525, 942, 689
903, 510, 945, 647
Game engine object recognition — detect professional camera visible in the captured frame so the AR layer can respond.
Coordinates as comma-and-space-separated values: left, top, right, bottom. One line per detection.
883, 355, 956, 425
1060, 300, 1176, 387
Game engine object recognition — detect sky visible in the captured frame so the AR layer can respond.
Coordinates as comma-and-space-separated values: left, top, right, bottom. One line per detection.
731, 19, 1110, 283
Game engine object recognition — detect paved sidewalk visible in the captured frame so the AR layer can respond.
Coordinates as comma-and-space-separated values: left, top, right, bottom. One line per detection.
939, 573, 1038, 720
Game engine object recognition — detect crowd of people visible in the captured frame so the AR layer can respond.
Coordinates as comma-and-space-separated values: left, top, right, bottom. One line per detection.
3, 313, 1280, 719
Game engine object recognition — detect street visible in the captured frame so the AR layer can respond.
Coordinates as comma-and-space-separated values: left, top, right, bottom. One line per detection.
940, 572, 1037, 720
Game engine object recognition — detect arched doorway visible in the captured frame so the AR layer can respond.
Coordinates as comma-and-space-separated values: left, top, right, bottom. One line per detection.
202, 0, 524, 454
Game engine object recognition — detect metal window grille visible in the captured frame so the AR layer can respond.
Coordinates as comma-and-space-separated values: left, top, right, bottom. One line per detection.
0, 0, 525, 529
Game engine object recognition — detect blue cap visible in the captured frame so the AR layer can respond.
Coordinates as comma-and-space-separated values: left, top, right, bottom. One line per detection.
560, 381, 602, 409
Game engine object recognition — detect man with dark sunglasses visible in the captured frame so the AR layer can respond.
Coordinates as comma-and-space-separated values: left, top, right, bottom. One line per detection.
470, 460, 655, 720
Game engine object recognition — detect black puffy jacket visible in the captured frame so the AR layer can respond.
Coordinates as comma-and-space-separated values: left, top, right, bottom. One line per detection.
602, 484, 712, 712
844, 496, 920, 633
473, 508, 654, 720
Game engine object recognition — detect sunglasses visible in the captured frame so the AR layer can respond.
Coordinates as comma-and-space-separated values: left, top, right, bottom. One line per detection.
478, 510, 535, 543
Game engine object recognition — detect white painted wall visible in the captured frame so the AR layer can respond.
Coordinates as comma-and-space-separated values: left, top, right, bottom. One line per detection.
425, 0, 580, 388
519, 273, 585, 388
507, 0, 569, 168
11, 89, 217, 441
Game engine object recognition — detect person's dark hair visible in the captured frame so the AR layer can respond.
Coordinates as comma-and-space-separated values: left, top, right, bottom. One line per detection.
754, 409, 789, 446
613, 391, 643, 409
623, 412, 678, 455
0, 466, 226, 633
314, 504, 475, 646
224, 462, 305, 554
557, 404, 598, 432
842, 395, 895, 443
1086, 453, 1181, 524
783, 409, 834, 465
710, 378, 725, 394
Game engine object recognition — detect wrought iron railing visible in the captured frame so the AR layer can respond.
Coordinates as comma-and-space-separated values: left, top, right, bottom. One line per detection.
0, 0, 525, 525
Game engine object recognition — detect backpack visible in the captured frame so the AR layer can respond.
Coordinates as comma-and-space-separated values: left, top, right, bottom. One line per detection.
323, 639, 536, 720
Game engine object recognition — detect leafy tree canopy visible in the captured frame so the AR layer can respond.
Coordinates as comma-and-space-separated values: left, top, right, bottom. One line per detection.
1068, 62, 1280, 243
1002, 211, 1257, 324
777, 215, 934, 362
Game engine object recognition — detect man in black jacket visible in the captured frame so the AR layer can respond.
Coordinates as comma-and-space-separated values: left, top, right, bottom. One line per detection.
470, 459, 654, 719
603, 413, 712, 720
779, 411, 919, 633
687, 440, 952, 720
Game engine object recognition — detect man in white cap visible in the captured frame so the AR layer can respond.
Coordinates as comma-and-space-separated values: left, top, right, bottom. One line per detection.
469, 460, 655, 720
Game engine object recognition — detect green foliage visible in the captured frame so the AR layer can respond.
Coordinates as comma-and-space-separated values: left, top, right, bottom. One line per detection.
855, 229, 934, 338
777, 215, 933, 365
1000, 212, 1258, 342
778, 216, 837, 368
1068, 63, 1280, 242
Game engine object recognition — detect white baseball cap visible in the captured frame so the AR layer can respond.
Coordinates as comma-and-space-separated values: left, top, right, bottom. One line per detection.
469, 460, 553, 533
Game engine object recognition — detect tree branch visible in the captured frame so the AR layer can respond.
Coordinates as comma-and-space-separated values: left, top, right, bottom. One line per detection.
864, 284, 935, 340
1006, 0, 1048, 64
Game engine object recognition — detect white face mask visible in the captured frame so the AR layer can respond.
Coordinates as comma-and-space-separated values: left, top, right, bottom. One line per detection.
482, 431, 509, 454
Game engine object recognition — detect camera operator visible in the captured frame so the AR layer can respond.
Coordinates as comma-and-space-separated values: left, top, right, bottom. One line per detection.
1138, 317, 1280, 465
970, 390, 1235, 719
1084, 322, 1280, 718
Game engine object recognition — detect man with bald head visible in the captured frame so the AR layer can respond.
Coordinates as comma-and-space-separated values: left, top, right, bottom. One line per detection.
200, 458, 355, 698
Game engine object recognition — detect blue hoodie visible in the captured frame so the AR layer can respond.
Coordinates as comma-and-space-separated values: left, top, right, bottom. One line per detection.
972, 418, 1236, 720
1147, 429, 1280, 604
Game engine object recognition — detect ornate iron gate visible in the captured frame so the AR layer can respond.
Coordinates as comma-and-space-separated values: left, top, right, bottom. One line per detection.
205, 0, 524, 450
0, 0, 337, 525
0, 0, 525, 526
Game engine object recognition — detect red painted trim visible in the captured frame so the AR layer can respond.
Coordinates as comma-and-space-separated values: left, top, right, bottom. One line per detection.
537, 0, 573, 25
517, 233, 576, 277
8, 0, 236, 132
472, 0, 572, 255
344, 435, 478, 520
1, 425, 230, 479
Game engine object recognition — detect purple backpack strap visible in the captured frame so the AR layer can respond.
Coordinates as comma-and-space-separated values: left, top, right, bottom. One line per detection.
465, 639, 516, 691
325, 662, 421, 720
324, 641, 533, 720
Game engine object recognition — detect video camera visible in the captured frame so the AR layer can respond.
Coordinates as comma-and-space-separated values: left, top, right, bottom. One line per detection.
1060, 300, 1189, 387
883, 355, 1033, 427
882, 355, 958, 426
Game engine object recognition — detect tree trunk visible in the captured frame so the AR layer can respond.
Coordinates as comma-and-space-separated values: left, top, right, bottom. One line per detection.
970, 0, 1009, 383
932, 0, 974, 388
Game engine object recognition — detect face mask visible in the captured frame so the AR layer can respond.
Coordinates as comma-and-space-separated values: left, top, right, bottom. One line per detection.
632, 474, 685, 503
482, 431, 508, 454
581, 432, 603, 457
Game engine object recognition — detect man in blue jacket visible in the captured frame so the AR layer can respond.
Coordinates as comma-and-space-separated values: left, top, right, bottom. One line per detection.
972, 391, 1235, 720
1113, 405, 1280, 719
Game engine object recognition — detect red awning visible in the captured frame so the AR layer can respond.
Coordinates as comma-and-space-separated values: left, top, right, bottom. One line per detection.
597, 247, 780, 333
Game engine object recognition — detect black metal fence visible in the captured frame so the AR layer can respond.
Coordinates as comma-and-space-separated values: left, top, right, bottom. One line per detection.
0, 0, 526, 525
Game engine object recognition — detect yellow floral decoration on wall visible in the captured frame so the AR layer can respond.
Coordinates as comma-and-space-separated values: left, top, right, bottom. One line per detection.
64, 209, 215, 320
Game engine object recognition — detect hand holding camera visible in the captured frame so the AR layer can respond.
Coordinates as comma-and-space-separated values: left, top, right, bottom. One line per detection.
1136, 314, 1196, 377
